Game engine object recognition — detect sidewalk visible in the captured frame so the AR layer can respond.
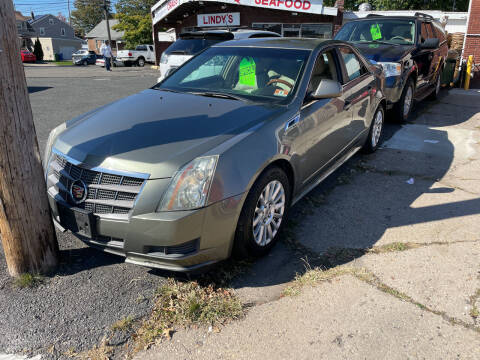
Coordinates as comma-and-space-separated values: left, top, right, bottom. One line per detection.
137, 89, 480, 359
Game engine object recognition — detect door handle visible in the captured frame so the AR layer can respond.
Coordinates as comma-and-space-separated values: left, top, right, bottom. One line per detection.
284, 114, 300, 131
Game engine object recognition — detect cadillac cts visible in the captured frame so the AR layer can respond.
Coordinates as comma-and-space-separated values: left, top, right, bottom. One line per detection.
44, 38, 386, 271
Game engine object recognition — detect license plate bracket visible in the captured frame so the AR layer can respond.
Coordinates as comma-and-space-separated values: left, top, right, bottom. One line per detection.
58, 203, 96, 238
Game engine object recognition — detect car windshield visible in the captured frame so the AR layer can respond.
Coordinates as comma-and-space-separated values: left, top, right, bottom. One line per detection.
335, 19, 416, 45
154, 46, 310, 103
165, 38, 229, 56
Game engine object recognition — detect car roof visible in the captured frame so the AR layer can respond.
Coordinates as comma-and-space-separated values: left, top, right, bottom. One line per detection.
213, 37, 343, 51
347, 15, 441, 23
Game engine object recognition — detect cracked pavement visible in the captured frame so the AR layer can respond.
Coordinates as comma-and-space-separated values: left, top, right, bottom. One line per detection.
138, 89, 480, 359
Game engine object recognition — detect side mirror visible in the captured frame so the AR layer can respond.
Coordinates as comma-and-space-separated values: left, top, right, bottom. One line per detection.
420, 38, 439, 49
311, 79, 343, 99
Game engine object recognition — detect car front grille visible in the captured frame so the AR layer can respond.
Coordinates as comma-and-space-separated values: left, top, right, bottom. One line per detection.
46, 151, 147, 218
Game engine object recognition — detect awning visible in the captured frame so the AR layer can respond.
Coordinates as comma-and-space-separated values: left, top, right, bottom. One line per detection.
152, 0, 338, 26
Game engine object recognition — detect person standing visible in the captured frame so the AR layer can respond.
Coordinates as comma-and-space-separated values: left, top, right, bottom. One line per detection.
100, 40, 112, 71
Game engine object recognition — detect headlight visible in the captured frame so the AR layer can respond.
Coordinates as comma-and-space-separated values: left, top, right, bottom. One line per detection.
377, 62, 402, 77
43, 122, 66, 175
160, 53, 169, 64
157, 156, 218, 211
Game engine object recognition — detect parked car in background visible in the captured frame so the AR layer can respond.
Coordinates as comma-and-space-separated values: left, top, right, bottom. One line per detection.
21, 49, 36, 63
335, 12, 448, 121
95, 56, 123, 68
72, 50, 97, 66
158, 29, 281, 82
44, 38, 385, 272
117, 45, 155, 67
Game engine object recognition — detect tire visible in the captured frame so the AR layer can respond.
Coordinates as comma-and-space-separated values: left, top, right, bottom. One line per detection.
394, 78, 414, 122
83, 60, 88, 66
137, 57, 145, 67
362, 105, 384, 153
428, 71, 442, 100
233, 166, 291, 259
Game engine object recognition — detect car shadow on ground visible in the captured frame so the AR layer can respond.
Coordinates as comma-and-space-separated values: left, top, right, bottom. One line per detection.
210, 91, 479, 297
28, 86, 53, 94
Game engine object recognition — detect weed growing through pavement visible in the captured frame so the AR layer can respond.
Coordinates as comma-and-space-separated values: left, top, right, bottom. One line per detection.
132, 278, 243, 351
469, 289, 480, 321
111, 315, 135, 332
13, 273, 44, 288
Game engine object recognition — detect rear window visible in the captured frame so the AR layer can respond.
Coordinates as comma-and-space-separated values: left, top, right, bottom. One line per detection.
165, 38, 227, 56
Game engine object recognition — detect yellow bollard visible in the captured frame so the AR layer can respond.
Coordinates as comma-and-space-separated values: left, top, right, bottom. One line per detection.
464, 55, 473, 90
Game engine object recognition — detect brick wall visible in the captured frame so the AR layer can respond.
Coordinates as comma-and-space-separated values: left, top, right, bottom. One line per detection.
464, 0, 480, 64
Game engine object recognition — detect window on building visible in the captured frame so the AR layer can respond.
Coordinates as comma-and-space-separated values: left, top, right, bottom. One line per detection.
39, 27, 45, 36
49, 18, 54, 25
61, 28, 66, 36
252, 23, 332, 39
338, 47, 367, 83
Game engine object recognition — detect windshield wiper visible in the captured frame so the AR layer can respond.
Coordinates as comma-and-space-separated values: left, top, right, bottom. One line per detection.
190, 91, 244, 101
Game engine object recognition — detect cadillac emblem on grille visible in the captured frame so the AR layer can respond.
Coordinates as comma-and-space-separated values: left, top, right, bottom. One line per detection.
70, 179, 87, 204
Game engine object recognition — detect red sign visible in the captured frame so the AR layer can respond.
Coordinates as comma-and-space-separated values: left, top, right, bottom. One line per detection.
197, 12, 240, 27
254, 0, 311, 10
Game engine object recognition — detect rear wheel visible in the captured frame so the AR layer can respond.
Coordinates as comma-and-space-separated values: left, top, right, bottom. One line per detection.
233, 167, 291, 258
137, 57, 145, 67
428, 72, 442, 100
394, 78, 414, 122
362, 105, 384, 153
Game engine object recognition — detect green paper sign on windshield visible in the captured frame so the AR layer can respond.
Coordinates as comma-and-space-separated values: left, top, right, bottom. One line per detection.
370, 24, 382, 40
238, 57, 256, 87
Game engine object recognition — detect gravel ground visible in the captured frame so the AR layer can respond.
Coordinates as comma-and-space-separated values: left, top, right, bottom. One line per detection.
0, 67, 165, 358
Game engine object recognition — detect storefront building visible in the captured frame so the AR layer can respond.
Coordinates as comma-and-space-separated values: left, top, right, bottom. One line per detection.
151, 0, 345, 64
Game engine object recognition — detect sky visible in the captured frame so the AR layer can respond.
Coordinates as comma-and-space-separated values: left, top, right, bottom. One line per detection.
13, 0, 118, 18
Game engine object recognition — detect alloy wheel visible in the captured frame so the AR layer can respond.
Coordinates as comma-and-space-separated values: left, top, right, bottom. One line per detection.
252, 180, 285, 246
371, 109, 383, 148
403, 85, 413, 117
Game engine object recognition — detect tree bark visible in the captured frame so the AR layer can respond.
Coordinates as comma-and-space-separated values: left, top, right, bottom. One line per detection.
0, 0, 59, 276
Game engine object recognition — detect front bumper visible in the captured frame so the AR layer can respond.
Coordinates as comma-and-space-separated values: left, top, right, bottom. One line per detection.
383, 76, 404, 109
49, 191, 245, 272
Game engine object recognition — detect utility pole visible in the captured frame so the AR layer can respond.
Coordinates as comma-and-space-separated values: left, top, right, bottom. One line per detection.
67, 0, 71, 25
103, 0, 112, 68
0, 0, 59, 277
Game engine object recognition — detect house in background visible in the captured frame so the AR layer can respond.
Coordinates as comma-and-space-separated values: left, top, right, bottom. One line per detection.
86, 19, 125, 55
28, 14, 82, 60
15, 11, 36, 50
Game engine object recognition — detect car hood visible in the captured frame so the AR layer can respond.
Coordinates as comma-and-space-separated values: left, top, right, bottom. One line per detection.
54, 89, 282, 179
354, 43, 414, 63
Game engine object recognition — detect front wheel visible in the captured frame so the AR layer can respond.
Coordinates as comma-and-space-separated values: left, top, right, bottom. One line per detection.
233, 167, 291, 258
362, 105, 384, 153
394, 78, 414, 122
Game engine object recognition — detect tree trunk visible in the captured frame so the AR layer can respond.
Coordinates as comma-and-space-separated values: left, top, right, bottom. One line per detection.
0, 0, 59, 276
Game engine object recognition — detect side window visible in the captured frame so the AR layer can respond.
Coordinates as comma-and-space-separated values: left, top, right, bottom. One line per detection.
308, 50, 338, 93
149, 46, 154, 51
432, 22, 446, 42
420, 22, 433, 41
338, 47, 366, 82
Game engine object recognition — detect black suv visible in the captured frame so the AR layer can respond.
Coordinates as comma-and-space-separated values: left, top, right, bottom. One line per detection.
335, 13, 448, 121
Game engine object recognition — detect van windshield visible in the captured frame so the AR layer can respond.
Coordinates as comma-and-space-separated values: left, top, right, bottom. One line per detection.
335, 19, 416, 45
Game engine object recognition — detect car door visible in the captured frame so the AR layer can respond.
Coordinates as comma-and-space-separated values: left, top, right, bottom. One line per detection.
287, 47, 352, 186
337, 46, 374, 146
415, 21, 436, 89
